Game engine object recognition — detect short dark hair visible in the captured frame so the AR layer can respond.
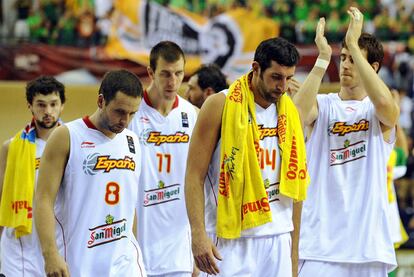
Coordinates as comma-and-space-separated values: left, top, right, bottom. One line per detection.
99, 69, 143, 103
342, 33, 384, 70
194, 64, 228, 93
26, 76, 65, 105
149, 41, 185, 71
254, 37, 300, 72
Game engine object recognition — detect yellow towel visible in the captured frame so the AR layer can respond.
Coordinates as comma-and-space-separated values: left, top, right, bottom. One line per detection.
386, 150, 409, 248
217, 72, 309, 239
387, 150, 397, 203
0, 122, 36, 238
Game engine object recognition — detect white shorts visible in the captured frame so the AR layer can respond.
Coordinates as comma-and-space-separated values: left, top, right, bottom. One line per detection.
204, 232, 292, 277
0, 227, 44, 277
298, 260, 388, 277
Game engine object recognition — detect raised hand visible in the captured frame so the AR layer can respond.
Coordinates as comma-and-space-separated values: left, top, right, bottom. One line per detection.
345, 7, 364, 48
315, 17, 332, 60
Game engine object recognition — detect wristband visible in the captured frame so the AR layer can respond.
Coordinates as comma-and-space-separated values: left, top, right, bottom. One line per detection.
314, 58, 330, 70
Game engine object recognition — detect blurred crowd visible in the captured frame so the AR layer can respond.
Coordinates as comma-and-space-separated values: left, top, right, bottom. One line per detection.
1, 0, 107, 46
0, 0, 414, 48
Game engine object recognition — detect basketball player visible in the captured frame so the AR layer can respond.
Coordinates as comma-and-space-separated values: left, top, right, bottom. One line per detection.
295, 7, 398, 276
0, 76, 65, 277
34, 70, 147, 277
186, 63, 228, 108
128, 41, 198, 276
185, 33, 323, 275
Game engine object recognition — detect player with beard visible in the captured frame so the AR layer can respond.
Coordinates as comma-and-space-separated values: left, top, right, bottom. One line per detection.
34, 70, 146, 277
186, 64, 228, 108
185, 36, 317, 276
0, 76, 65, 277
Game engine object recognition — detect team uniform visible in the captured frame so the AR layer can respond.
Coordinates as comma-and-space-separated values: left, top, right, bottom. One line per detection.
204, 90, 293, 276
1, 139, 64, 277
299, 94, 397, 276
129, 92, 197, 276
55, 118, 146, 277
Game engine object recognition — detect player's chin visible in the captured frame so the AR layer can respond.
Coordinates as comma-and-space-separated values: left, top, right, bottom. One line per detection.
110, 125, 126, 134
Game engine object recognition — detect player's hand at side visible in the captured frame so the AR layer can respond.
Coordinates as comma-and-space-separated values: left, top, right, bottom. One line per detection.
44, 253, 70, 277
345, 7, 363, 49
315, 17, 332, 61
192, 232, 222, 275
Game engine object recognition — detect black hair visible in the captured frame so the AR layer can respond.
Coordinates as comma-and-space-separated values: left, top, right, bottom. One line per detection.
99, 69, 143, 103
26, 76, 65, 104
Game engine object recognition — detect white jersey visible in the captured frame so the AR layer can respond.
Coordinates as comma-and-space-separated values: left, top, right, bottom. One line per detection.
56, 118, 146, 277
300, 93, 397, 269
1, 138, 64, 277
205, 90, 293, 237
129, 93, 197, 275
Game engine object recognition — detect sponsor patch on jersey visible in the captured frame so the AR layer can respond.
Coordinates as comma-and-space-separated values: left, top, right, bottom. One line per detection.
265, 180, 280, 203
328, 119, 369, 136
330, 139, 367, 166
126, 135, 135, 154
139, 116, 150, 123
181, 112, 189, 127
81, 141, 95, 148
87, 215, 128, 248
146, 131, 190, 146
83, 153, 136, 175
143, 182, 181, 206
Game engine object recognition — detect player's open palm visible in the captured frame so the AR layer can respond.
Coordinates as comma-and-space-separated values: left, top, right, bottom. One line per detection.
192, 232, 222, 275
345, 7, 363, 48
45, 253, 70, 277
315, 17, 332, 59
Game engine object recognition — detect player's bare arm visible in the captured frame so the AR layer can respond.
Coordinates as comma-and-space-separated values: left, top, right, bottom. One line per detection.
293, 17, 332, 127
34, 125, 70, 277
0, 139, 11, 236
291, 201, 303, 277
345, 7, 399, 129
185, 93, 225, 275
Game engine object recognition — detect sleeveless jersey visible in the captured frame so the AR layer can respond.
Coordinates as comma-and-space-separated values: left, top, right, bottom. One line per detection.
205, 90, 293, 237
129, 94, 197, 275
299, 93, 397, 269
56, 118, 146, 277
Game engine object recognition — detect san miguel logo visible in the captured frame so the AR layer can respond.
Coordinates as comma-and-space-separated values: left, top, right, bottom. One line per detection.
143, 182, 181, 207
87, 215, 127, 248
146, 131, 189, 146
257, 125, 277, 140
83, 153, 135, 175
329, 120, 369, 136
330, 139, 367, 166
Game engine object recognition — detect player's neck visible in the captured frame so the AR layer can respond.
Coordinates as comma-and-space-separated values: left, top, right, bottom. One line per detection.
35, 122, 58, 141
88, 112, 117, 139
146, 85, 177, 116
338, 86, 367, 101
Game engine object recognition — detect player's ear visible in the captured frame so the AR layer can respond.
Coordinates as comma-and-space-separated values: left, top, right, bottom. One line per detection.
97, 94, 105, 109
371, 62, 380, 73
